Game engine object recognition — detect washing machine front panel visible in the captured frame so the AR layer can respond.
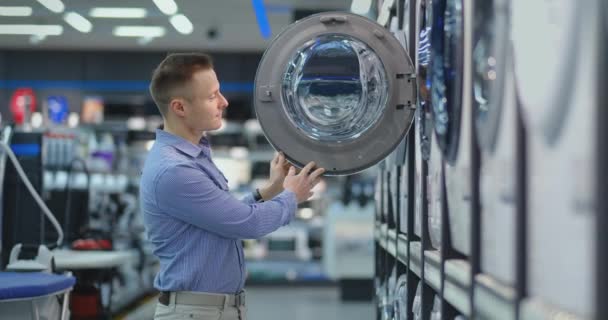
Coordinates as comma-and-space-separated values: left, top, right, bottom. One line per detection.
442, 0, 474, 256
512, 0, 581, 143
393, 274, 408, 320
479, 46, 519, 285
427, 135, 444, 250
402, 0, 412, 52
399, 139, 412, 233
431, 0, 465, 163
413, 107, 425, 237
255, 12, 416, 176
473, 0, 519, 284
523, 2, 598, 316
472, 0, 509, 151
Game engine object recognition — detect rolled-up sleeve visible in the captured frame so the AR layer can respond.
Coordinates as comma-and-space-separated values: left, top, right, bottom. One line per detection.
154, 164, 297, 239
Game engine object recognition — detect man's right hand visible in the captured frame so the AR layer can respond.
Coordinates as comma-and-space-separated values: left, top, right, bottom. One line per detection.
283, 162, 325, 203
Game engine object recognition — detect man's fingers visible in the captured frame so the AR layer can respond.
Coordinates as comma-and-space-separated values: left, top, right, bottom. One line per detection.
277, 152, 285, 165
272, 152, 279, 165
288, 166, 296, 176
308, 168, 325, 182
300, 161, 316, 176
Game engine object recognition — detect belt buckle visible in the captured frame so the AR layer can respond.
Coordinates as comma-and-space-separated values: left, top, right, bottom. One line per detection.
235, 292, 245, 306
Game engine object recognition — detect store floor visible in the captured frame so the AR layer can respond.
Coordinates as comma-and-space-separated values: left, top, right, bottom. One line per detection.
123, 286, 375, 320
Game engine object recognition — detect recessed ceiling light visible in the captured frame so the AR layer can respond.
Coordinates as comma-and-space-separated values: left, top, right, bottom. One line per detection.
89, 8, 147, 19
0, 24, 63, 36
36, 0, 65, 13
170, 14, 193, 35
153, 0, 178, 15
113, 26, 165, 38
0, 6, 33, 17
64, 12, 92, 33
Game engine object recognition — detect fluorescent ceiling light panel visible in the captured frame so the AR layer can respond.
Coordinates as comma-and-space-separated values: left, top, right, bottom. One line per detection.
36, 0, 65, 13
64, 12, 92, 33
170, 14, 193, 34
90, 8, 147, 19
153, 0, 178, 15
0, 6, 33, 16
0, 24, 63, 36
113, 26, 165, 37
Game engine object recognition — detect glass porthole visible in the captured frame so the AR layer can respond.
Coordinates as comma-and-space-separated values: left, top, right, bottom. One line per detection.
282, 34, 389, 143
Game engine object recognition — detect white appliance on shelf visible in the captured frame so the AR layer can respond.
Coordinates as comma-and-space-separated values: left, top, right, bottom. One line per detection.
427, 132, 443, 250
412, 0, 434, 240
431, 0, 474, 257
393, 274, 408, 320
473, 0, 521, 286
399, 136, 413, 234
323, 202, 374, 280
512, 0, 600, 317
263, 225, 312, 261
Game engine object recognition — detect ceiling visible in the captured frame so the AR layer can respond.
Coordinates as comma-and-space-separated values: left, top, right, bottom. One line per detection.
0, 0, 350, 51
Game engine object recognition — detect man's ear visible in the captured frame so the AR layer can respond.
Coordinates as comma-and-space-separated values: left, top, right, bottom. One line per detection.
169, 98, 186, 117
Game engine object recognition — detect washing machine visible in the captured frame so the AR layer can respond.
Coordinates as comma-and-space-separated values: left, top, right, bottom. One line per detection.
393, 274, 408, 320
430, 295, 442, 320
428, 0, 474, 256
412, 0, 435, 240
399, 132, 413, 234
412, 282, 423, 320
512, 0, 599, 316
473, 0, 521, 286
387, 14, 410, 230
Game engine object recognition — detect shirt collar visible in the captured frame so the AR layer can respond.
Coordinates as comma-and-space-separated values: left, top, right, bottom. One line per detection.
155, 129, 211, 158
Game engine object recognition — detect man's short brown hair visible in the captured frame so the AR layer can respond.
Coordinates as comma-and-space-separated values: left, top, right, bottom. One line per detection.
149, 52, 213, 116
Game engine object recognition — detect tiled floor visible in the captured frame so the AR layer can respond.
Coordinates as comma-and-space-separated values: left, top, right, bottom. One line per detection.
123, 286, 375, 320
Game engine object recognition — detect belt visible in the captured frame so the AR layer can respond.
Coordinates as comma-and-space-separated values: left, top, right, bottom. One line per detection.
158, 291, 246, 307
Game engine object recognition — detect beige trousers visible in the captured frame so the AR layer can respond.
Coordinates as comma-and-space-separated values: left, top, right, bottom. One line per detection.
153, 292, 247, 320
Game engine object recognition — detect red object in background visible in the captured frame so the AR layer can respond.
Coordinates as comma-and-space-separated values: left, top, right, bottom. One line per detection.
70, 285, 102, 319
72, 238, 113, 251
9, 88, 37, 124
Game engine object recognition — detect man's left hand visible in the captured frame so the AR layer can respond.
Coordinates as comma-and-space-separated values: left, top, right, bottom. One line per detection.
259, 152, 291, 200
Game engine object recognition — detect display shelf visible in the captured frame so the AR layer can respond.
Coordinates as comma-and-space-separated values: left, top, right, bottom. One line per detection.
374, 223, 388, 243
520, 297, 583, 320
387, 228, 397, 257
381, 223, 388, 239
423, 250, 441, 292
444, 259, 472, 317
409, 241, 422, 277
397, 234, 408, 265
474, 273, 517, 320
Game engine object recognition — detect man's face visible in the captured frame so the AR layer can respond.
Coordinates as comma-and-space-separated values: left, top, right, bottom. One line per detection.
182, 68, 229, 132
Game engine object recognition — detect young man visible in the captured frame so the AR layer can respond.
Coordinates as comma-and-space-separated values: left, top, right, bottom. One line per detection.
141, 53, 325, 320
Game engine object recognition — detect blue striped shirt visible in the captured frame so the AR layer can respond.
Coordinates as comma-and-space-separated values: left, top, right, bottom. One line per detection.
140, 129, 297, 294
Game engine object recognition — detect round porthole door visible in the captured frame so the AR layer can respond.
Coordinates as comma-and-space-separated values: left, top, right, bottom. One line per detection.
429, 0, 465, 163
472, 0, 509, 151
254, 12, 416, 176
511, 0, 581, 143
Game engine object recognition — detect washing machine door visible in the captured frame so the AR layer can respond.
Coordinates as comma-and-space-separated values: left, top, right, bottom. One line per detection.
512, 0, 581, 143
254, 12, 416, 176
472, 0, 509, 151
430, 0, 465, 163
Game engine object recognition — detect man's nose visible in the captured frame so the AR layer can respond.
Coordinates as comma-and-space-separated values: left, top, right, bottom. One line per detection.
220, 94, 229, 108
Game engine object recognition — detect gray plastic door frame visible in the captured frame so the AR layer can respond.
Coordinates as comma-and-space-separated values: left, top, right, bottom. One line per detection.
254, 12, 417, 175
